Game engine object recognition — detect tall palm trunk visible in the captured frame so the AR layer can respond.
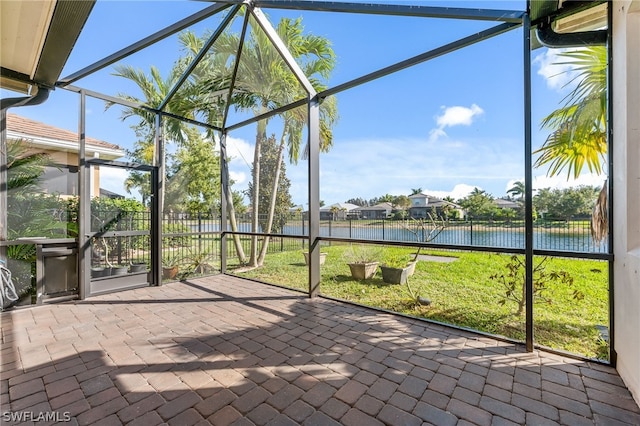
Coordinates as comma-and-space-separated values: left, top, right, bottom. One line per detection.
249, 120, 267, 267
591, 180, 608, 243
257, 138, 285, 265
220, 132, 246, 263
226, 184, 246, 263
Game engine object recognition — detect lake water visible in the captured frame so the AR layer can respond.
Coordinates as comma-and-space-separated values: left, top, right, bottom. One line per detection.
192, 222, 608, 254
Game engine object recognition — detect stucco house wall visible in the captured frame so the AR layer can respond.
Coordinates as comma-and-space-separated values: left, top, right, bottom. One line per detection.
6, 114, 124, 198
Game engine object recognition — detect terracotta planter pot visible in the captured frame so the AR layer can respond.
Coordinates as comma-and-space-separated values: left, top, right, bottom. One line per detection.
348, 262, 379, 280
162, 266, 179, 280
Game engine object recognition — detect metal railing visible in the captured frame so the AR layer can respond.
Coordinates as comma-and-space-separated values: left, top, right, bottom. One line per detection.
27, 209, 612, 272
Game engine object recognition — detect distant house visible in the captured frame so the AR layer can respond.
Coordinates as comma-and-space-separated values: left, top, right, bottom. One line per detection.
289, 205, 304, 214
354, 202, 392, 219
408, 192, 464, 219
494, 198, 521, 210
99, 188, 125, 199
6, 114, 125, 198
320, 202, 360, 220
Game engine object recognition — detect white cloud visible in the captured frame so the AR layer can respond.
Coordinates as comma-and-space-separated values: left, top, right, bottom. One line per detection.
429, 104, 484, 142
533, 173, 605, 190
229, 171, 247, 185
97, 166, 141, 200
533, 48, 580, 92
215, 135, 253, 195
318, 135, 522, 205
436, 104, 484, 128
428, 128, 447, 143
425, 184, 478, 201
222, 135, 253, 167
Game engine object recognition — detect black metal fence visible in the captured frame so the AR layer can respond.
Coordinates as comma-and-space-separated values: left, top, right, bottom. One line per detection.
89, 210, 609, 276
164, 213, 607, 253
90, 208, 152, 271
311, 218, 608, 253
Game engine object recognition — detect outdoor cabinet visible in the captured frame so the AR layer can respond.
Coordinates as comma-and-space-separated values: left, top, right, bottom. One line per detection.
34, 239, 78, 304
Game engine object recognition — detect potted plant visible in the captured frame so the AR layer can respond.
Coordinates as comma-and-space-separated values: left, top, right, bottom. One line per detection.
379, 254, 413, 285
303, 251, 327, 265
346, 245, 381, 280
162, 252, 182, 280
91, 266, 108, 278
184, 248, 216, 275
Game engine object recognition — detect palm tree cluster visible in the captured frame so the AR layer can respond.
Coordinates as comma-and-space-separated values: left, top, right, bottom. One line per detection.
112, 8, 338, 267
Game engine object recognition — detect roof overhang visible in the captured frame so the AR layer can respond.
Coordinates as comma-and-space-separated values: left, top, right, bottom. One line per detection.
6, 129, 125, 161
530, 0, 607, 25
529, 0, 608, 49
0, 0, 95, 95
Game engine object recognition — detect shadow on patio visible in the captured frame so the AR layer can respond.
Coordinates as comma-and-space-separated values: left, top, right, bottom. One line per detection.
1, 275, 639, 425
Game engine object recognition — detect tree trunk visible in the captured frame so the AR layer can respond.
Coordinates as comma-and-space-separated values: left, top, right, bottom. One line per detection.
226, 185, 246, 263
249, 129, 265, 267
591, 180, 608, 243
257, 141, 285, 265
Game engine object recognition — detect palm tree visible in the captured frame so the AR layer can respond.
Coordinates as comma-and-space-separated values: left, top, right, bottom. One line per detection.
330, 205, 339, 221
470, 187, 487, 197
410, 188, 423, 195
5, 139, 49, 193
257, 65, 337, 263
239, 17, 337, 266
533, 46, 607, 241
183, 15, 337, 267
176, 27, 253, 263
507, 181, 525, 201
111, 64, 196, 215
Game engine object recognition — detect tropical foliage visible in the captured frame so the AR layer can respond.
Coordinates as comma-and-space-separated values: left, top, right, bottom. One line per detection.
533, 46, 608, 242
533, 186, 600, 221
5, 140, 68, 303
458, 187, 497, 219
534, 47, 607, 179
5, 139, 71, 239
507, 181, 525, 200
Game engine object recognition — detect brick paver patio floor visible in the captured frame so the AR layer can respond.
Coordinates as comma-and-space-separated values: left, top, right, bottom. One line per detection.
1, 275, 639, 425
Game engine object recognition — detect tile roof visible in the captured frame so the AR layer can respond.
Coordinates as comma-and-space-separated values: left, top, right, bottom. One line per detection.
6, 113, 121, 150
355, 202, 393, 211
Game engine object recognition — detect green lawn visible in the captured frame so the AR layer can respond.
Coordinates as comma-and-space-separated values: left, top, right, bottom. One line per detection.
231, 244, 609, 360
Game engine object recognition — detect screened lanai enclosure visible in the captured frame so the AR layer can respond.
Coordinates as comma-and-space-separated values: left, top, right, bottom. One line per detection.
1, 0, 613, 364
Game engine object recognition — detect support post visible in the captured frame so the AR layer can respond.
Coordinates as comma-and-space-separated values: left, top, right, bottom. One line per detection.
220, 132, 229, 274
523, 12, 534, 352
606, 3, 615, 366
152, 114, 163, 286
78, 91, 90, 299
308, 96, 321, 297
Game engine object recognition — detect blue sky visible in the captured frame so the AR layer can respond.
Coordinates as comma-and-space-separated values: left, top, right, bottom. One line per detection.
3, 0, 606, 206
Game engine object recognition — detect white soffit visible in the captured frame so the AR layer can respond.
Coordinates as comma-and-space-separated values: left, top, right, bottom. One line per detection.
555, 2, 607, 33
0, 0, 57, 93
